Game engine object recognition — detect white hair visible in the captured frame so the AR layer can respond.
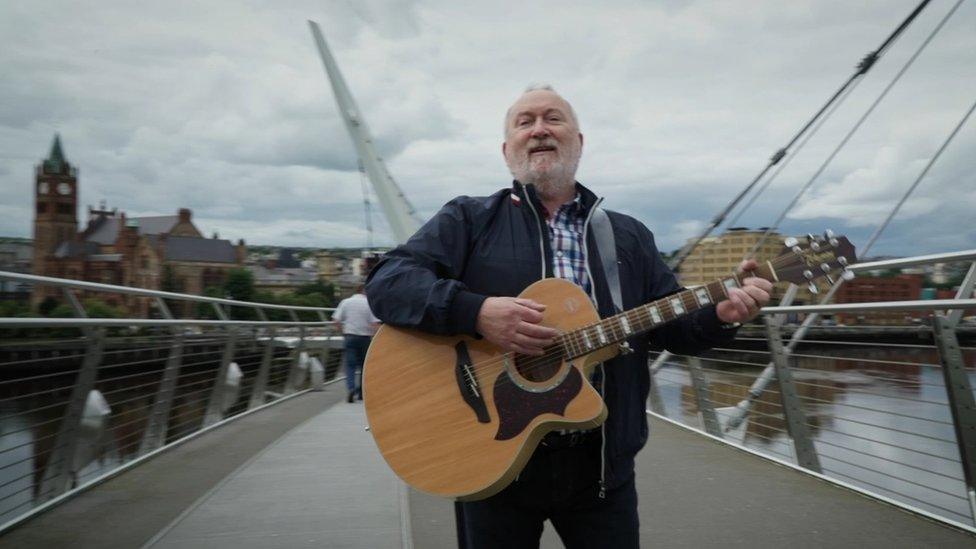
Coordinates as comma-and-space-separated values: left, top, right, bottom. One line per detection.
504, 84, 579, 136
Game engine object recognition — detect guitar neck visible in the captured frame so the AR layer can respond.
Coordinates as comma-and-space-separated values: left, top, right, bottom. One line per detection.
559, 269, 764, 361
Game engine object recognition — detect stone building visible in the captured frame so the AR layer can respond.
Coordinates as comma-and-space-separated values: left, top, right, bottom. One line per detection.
31, 135, 245, 316
677, 228, 815, 305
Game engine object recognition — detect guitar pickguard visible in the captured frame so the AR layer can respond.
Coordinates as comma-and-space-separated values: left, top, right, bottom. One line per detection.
493, 365, 582, 441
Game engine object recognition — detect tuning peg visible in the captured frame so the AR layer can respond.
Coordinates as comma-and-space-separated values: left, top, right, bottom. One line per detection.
837, 256, 848, 266
820, 263, 831, 273
803, 269, 814, 280
784, 237, 798, 248
792, 246, 803, 255
825, 274, 836, 285
842, 269, 855, 281
808, 282, 819, 294
824, 229, 839, 247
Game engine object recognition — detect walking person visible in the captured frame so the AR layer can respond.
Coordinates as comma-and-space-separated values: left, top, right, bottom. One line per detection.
332, 284, 380, 403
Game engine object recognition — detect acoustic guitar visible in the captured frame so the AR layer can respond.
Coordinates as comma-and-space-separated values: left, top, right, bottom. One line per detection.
363, 233, 856, 501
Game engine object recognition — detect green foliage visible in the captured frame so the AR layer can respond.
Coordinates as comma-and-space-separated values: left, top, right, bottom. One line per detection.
0, 302, 35, 340
195, 287, 224, 319
223, 268, 255, 302
38, 296, 60, 316
294, 280, 336, 305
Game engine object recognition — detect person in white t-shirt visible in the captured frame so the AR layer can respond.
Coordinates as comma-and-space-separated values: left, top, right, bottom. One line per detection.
332, 284, 380, 403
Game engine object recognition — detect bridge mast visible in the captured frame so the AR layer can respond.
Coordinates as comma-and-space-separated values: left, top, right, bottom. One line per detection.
308, 21, 423, 244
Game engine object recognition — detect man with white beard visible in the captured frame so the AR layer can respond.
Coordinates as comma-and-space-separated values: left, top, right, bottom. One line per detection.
366, 85, 770, 548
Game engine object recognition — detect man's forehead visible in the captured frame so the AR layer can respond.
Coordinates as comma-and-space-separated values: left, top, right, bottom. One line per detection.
508, 90, 572, 118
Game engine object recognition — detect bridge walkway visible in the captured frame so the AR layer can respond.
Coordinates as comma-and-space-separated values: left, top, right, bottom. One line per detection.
0, 384, 972, 548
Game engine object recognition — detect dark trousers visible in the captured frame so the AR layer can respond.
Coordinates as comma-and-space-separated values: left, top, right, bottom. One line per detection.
457, 436, 639, 549
343, 334, 371, 397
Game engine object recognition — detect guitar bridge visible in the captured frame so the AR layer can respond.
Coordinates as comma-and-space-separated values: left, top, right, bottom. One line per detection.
455, 342, 489, 423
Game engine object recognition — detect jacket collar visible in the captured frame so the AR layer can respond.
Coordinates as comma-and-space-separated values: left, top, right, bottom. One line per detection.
511, 180, 601, 216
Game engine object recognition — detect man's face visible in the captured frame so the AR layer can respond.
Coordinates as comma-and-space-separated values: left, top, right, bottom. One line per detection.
503, 90, 583, 197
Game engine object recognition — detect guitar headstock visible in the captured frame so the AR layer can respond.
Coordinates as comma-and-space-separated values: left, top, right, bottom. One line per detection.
757, 231, 857, 293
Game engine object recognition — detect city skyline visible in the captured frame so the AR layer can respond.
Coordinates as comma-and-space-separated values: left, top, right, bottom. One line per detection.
1, 0, 973, 256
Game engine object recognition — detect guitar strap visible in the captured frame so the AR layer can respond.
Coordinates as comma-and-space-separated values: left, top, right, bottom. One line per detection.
590, 207, 623, 314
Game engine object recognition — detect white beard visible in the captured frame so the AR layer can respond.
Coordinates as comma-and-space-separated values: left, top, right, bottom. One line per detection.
507, 142, 580, 200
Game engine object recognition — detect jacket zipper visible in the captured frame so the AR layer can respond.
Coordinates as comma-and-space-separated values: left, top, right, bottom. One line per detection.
580, 197, 608, 499
521, 184, 548, 280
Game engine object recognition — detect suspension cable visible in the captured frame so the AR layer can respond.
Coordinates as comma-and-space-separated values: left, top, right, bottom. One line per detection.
668, 0, 934, 270
746, 0, 967, 259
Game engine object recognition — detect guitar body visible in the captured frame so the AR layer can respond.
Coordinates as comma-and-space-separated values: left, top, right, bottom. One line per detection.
363, 278, 617, 501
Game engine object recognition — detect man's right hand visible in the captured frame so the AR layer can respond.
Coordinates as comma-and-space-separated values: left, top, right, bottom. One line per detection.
475, 297, 559, 356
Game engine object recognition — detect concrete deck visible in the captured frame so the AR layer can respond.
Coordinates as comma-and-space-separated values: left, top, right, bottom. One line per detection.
2, 385, 974, 548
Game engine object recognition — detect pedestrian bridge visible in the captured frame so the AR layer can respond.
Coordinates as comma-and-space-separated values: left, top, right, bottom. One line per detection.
1, 248, 975, 547
0, 386, 972, 548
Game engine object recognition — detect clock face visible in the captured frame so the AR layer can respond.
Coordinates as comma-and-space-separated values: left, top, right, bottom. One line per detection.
38, 182, 49, 194
56, 182, 71, 195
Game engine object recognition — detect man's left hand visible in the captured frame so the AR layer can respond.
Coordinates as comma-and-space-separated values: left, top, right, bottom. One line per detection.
715, 259, 773, 324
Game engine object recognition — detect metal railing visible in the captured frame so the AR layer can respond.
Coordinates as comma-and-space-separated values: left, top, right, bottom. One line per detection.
0, 271, 345, 533
648, 249, 976, 533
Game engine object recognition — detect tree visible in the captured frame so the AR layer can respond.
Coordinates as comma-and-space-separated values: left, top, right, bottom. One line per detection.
223, 268, 255, 302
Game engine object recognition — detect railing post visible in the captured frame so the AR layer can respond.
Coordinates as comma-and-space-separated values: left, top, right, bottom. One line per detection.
646, 353, 668, 415
932, 313, 976, 524
38, 289, 106, 501
764, 315, 821, 473
283, 310, 307, 394
249, 308, 274, 409
688, 357, 721, 437
139, 298, 184, 454
946, 261, 976, 327
203, 305, 237, 427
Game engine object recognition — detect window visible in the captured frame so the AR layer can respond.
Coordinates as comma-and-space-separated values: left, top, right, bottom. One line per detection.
36, 202, 46, 214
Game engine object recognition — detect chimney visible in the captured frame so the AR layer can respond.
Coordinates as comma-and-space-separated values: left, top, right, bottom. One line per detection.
178, 208, 192, 223
236, 238, 246, 264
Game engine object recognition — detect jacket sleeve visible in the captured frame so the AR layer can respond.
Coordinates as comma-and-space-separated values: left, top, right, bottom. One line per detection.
637, 224, 738, 355
364, 197, 488, 336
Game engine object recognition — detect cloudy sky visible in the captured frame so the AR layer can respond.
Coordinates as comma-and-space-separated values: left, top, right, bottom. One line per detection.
1, 0, 973, 258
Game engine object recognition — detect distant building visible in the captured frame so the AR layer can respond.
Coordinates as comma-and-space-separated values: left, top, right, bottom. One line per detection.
249, 264, 320, 296
0, 238, 33, 301
677, 228, 815, 304
31, 135, 246, 315
834, 275, 924, 325
315, 250, 384, 298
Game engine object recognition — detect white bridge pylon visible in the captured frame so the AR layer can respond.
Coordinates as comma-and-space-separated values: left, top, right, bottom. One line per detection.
308, 20, 424, 244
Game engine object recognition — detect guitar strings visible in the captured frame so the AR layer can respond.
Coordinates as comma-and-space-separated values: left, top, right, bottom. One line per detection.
460, 249, 820, 392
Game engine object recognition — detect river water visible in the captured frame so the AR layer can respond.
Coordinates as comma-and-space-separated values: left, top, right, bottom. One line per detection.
655, 342, 976, 525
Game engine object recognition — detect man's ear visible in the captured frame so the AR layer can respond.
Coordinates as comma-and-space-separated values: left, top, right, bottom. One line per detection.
578, 132, 584, 151
502, 141, 508, 159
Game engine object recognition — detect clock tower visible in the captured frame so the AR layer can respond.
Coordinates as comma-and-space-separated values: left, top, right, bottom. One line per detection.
33, 134, 79, 277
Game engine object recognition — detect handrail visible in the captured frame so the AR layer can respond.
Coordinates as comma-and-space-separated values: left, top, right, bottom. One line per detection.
0, 318, 332, 328
0, 270, 334, 313
848, 249, 976, 272
762, 299, 976, 315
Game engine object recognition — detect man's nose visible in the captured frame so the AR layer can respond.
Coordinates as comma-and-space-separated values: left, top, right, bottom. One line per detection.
529, 119, 550, 137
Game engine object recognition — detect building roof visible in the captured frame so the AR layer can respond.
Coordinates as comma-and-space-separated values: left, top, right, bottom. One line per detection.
154, 235, 238, 263
249, 265, 319, 285
86, 215, 181, 245
54, 240, 99, 259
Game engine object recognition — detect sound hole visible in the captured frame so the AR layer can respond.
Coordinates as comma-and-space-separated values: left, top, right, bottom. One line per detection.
514, 352, 562, 382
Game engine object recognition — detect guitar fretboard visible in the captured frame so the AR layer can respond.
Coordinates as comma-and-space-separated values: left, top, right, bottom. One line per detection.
558, 274, 745, 360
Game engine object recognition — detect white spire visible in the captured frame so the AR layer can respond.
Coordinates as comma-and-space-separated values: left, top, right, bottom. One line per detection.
308, 20, 423, 244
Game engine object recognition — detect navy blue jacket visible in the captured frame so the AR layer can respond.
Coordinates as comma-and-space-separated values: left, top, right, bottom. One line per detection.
365, 181, 737, 489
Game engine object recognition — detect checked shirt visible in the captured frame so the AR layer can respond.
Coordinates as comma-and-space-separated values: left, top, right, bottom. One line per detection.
545, 193, 591, 296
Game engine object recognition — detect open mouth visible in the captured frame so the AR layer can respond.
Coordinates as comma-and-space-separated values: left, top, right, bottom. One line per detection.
529, 145, 556, 155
